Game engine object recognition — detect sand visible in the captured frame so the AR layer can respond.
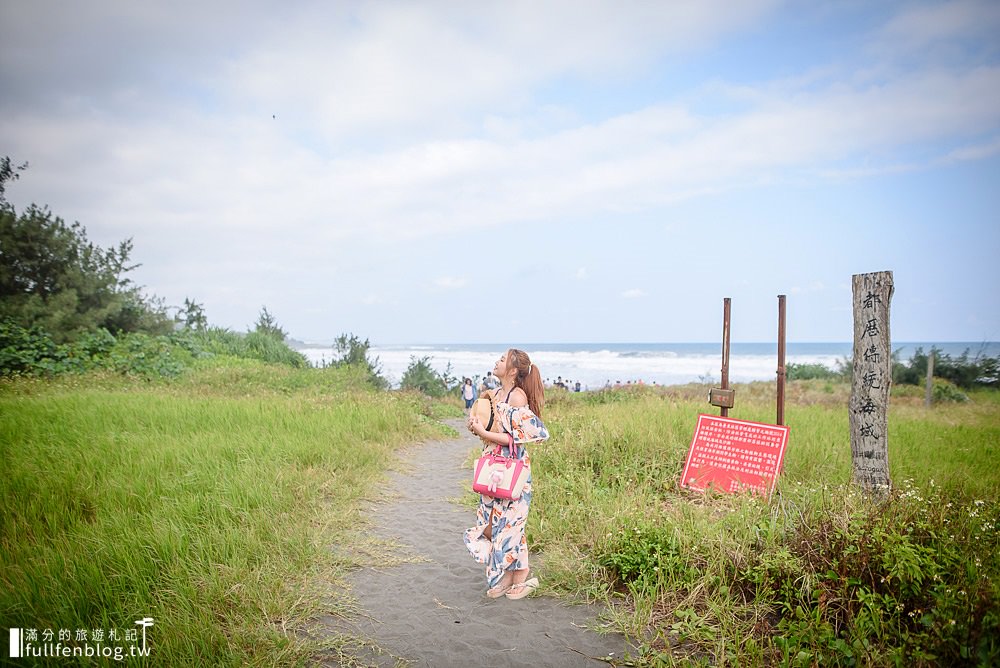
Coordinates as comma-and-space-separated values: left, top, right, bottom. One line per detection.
316, 418, 635, 667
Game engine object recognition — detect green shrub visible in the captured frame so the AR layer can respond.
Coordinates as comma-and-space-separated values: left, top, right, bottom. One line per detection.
932, 379, 970, 403
894, 346, 999, 390
581, 386, 637, 404
0, 320, 309, 378
598, 520, 697, 596
330, 333, 388, 389
253, 305, 287, 340
786, 362, 839, 381
0, 320, 120, 376
777, 485, 999, 666
183, 327, 308, 368
302, 333, 389, 389
0, 317, 63, 375
241, 331, 308, 367
60, 328, 118, 372
106, 332, 191, 377
399, 356, 452, 397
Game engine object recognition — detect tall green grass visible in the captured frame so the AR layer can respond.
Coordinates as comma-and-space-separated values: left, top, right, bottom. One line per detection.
4, 366, 996, 666
529, 383, 999, 667
0, 361, 446, 665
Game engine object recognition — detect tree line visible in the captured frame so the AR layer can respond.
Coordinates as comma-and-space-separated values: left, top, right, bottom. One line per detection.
787, 347, 998, 392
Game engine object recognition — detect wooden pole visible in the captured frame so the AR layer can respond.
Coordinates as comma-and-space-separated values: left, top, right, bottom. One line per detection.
925, 350, 935, 407
849, 271, 893, 497
777, 294, 786, 426
721, 298, 731, 417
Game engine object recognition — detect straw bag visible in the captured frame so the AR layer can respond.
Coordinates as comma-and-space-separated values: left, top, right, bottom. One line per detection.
472, 434, 528, 500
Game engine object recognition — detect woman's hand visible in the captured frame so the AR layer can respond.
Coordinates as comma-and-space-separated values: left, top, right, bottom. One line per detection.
467, 414, 484, 437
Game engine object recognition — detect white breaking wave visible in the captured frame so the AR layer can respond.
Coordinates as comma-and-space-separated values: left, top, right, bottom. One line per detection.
298, 345, 846, 389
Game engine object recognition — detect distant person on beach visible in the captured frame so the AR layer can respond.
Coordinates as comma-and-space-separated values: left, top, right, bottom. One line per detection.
465, 348, 548, 600
480, 371, 496, 395
462, 378, 476, 409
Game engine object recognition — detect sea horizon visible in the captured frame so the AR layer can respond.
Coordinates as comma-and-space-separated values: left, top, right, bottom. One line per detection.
291, 340, 998, 390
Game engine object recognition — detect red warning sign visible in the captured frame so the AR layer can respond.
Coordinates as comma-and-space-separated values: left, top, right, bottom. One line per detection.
680, 414, 789, 498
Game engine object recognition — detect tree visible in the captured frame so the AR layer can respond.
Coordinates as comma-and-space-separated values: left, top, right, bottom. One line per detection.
332, 333, 388, 389
0, 156, 28, 205
0, 157, 171, 341
0, 204, 169, 342
254, 306, 286, 341
178, 297, 208, 332
400, 356, 453, 397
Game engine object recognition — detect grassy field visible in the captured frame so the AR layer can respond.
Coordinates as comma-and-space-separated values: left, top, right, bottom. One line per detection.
0, 360, 449, 666
2, 364, 997, 666
530, 382, 999, 666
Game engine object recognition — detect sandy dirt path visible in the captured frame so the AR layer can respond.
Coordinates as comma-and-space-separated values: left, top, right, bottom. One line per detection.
318, 419, 634, 667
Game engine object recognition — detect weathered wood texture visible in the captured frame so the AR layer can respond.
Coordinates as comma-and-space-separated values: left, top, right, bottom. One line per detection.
849, 271, 894, 495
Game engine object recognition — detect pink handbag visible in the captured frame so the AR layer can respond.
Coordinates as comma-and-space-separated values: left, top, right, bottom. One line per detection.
473, 435, 529, 500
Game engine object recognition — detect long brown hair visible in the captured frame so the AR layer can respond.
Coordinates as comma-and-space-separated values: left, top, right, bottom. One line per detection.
506, 348, 545, 416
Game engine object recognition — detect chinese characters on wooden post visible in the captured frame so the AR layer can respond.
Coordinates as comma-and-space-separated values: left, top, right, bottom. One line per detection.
849, 270, 893, 496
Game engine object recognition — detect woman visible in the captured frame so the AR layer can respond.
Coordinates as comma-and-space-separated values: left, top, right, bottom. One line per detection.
465, 348, 548, 599
462, 377, 476, 410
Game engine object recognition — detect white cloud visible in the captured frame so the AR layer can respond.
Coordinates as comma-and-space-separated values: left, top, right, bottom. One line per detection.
944, 136, 1000, 162
6, 46, 998, 327
1, 2, 998, 341
222, 1, 780, 139
4, 42, 997, 276
6, 2, 999, 252
879, 0, 1000, 54
622, 289, 646, 299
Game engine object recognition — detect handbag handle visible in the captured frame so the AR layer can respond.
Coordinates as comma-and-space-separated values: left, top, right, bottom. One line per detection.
492, 433, 515, 458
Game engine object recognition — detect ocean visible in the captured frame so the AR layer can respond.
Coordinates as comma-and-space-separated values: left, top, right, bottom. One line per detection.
294, 341, 998, 390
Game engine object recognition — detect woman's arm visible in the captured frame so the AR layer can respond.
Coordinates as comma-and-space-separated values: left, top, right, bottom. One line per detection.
468, 418, 509, 446
468, 384, 539, 443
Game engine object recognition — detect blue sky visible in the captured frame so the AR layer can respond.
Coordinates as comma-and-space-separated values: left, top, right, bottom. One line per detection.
1, 1, 998, 344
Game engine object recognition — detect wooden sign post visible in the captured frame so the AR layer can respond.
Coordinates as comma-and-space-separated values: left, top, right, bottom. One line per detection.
925, 351, 935, 407
849, 271, 893, 496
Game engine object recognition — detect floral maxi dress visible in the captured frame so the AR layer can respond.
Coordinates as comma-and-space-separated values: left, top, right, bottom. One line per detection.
464, 402, 549, 589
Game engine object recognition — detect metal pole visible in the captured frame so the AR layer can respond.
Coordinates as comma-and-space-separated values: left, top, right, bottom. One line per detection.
777, 294, 787, 426
721, 297, 731, 417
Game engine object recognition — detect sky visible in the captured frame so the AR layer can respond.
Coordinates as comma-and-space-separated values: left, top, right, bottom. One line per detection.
1, 0, 998, 345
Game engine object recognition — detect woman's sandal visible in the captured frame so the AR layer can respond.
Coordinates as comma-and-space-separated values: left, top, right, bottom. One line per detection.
504, 577, 539, 600
486, 582, 513, 599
